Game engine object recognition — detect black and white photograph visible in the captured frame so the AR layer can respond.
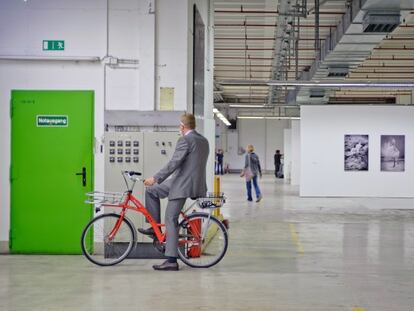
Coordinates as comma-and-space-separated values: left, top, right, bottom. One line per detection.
381, 135, 405, 172
344, 135, 369, 171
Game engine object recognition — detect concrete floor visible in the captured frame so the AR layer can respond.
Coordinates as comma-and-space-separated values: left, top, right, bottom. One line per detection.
1, 174, 414, 311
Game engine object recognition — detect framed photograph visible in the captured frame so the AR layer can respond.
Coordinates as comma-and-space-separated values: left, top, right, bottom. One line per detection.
381, 135, 405, 172
344, 135, 369, 171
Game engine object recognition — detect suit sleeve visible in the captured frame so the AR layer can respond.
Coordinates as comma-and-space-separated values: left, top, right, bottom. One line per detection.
154, 137, 189, 184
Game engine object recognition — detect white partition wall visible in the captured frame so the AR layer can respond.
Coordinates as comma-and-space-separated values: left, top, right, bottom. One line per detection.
226, 130, 245, 171
265, 119, 289, 170
291, 120, 301, 186
224, 119, 289, 172
284, 129, 292, 181
301, 105, 414, 197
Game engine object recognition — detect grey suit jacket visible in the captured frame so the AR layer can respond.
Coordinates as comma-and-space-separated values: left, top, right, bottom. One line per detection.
154, 130, 209, 200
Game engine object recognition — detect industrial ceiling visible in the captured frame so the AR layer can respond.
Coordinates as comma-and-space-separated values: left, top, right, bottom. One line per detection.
213, 0, 414, 118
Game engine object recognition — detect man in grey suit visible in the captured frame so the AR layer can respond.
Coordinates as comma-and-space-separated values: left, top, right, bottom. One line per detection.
140, 113, 209, 271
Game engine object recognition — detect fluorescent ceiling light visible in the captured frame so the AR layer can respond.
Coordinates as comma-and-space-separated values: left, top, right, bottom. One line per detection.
234, 94, 268, 97
213, 108, 231, 126
229, 104, 300, 109
237, 116, 301, 120
229, 105, 273, 108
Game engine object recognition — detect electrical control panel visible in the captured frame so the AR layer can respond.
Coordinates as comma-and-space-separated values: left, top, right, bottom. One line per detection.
104, 132, 145, 241
104, 131, 180, 242
143, 132, 180, 178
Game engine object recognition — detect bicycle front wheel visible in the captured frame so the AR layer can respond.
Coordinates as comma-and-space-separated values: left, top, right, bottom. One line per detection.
81, 213, 136, 266
178, 212, 228, 268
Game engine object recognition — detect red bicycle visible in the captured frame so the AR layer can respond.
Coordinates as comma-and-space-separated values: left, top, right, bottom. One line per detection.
81, 171, 228, 268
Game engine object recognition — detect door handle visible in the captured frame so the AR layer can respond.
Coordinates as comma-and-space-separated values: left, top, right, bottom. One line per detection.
75, 167, 87, 187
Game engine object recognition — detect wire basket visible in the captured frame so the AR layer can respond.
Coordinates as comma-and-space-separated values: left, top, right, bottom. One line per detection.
197, 192, 226, 209
85, 191, 127, 206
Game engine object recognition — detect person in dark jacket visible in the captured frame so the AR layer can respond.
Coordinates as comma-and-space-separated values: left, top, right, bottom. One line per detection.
274, 150, 282, 178
244, 144, 262, 202
216, 149, 224, 175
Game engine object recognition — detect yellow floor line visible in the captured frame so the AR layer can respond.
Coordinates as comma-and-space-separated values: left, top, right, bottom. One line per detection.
353, 307, 365, 311
289, 223, 305, 255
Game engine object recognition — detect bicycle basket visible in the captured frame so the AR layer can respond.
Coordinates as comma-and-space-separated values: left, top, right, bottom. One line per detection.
197, 192, 226, 209
85, 191, 127, 206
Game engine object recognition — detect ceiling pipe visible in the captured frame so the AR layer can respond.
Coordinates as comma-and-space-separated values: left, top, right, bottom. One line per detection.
215, 56, 275, 60
368, 57, 414, 60
218, 79, 414, 88
214, 9, 344, 15
237, 116, 301, 120
360, 65, 414, 68
347, 76, 414, 79
351, 71, 414, 74
214, 64, 308, 67
215, 69, 304, 72
215, 56, 314, 61
214, 23, 337, 28
215, 47, 317, 51
374, 47, 414, 51
0, 55, 101, 61
215, 37, 325, 41
384, 37, 414, 41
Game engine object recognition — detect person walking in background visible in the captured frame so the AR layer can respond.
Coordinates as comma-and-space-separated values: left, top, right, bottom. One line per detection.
216, 149, 224, 175
274, 150, 282, 178
243, 144, 262, 202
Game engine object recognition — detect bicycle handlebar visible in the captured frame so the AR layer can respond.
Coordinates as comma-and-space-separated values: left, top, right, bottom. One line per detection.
123, 171, 142, 177
122, 171, 144, 189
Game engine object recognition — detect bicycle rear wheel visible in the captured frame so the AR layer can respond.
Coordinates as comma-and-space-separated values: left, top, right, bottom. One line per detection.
81, 213, 136, 266
178, 212, 228, 268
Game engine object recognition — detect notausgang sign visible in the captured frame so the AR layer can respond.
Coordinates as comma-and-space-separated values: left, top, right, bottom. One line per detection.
37, 115, 69, 127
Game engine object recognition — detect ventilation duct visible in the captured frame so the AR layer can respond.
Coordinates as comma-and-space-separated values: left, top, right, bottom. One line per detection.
328, 97, 396, 104
309, 88, 326, 98
327, 65, 349, 78
363, 11, 400, 33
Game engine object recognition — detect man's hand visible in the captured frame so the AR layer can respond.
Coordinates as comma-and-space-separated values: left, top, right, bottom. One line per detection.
144, 177, 156, 187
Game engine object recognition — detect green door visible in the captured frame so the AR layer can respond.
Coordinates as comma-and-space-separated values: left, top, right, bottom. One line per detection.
10, 90, 94, 254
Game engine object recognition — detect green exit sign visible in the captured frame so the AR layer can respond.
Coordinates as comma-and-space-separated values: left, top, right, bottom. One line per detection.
37, 115, 69, 127
43, 40, 65, 51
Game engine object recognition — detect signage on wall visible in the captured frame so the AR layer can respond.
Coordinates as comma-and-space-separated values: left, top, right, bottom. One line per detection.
42, 40, 65, 51
37, 115, 68, 127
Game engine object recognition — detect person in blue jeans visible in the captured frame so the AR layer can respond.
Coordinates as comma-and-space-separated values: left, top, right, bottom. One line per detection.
244, 144, 263, 202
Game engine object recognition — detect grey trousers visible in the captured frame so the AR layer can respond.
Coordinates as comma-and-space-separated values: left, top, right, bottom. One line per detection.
145, 180, 186, 258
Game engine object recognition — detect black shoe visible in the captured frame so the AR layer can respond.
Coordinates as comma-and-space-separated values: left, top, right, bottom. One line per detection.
152, 260, 179, 271
247, 198, 253, 202
256, 195, 263, 203
138, 227, 155, 236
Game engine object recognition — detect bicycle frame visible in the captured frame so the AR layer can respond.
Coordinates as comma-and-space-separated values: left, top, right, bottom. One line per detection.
101, 191, 203, 246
